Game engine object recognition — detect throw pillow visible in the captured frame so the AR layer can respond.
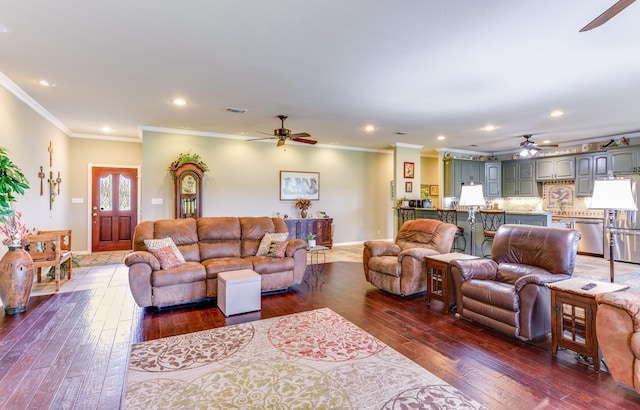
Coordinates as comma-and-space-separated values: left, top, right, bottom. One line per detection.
267, 240, 288, 258
256, 232, 289, 256
144, 237, 185, 269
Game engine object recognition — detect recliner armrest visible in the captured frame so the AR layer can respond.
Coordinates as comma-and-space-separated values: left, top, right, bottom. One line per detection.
398, 247, 439, 261
514, 272, 570, 292
364, 240, 400, 257
596, 292, 640, 330
124, 250, 160, 271
286, 239, 308, 256
450, 258, 498, 281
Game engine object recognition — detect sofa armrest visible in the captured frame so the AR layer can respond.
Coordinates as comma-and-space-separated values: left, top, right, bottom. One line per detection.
364, 240, 401, 257
124, 250, 160, 271
514, 272, 571, 293
596, 292, 640, 330
398, 247, 439, 261
285, 239, 308, 257
450, 259, 498, 282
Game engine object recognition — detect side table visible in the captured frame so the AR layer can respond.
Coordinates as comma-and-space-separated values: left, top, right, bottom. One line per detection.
306, 245, 329, 286
547, 277, 629, 372
425, 253, 479, 312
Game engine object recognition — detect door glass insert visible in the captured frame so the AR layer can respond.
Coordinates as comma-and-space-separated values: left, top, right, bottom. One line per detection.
561, 302, 586, 345
119, 175, 131, 211
100, 174, 113, 211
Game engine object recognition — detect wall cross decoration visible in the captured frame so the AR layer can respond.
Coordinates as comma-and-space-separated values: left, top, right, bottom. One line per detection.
48, 140, 54, 167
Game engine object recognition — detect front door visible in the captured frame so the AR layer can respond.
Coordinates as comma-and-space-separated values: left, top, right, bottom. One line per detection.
91, 167, 138, 252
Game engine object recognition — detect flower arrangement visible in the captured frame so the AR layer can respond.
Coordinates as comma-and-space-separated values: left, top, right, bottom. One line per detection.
167, 150, 210, 175
295, 197, 312, 211
0, 210, 30, 247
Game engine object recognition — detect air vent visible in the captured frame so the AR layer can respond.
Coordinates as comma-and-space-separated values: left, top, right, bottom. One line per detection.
225, 107, 248, 114
395, 131, 409, 135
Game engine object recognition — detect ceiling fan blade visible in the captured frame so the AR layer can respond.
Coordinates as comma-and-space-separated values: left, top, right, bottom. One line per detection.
248, 135, 276, 141
580, 0, 636, 32
277, 138, 285, 147
290, 132, 311, 138
291, 136, 318, 145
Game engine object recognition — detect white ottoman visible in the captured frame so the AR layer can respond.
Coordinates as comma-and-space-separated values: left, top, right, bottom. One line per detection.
217, 269, 261, 316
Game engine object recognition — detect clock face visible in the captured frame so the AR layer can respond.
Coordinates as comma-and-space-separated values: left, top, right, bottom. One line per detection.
182, 175, 197, 194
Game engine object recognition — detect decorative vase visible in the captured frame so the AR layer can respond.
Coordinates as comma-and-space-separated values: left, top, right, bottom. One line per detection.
0, 245, 35, 314
300, 210, 307, 219
308, 239, 316, 248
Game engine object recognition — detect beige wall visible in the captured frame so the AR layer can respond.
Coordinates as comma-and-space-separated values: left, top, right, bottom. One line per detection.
141, 130, 394, 244
1, 87, 69, 256
68, 138, 142, 251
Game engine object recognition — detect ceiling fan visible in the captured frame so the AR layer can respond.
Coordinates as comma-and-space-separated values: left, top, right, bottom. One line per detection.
252, 115, 317, 147
580, 0, 636, 32
518, 135, 558, 158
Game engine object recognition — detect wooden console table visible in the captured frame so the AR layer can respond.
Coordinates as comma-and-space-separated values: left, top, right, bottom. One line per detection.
425, 253, 479, 312
547, 278, 628, 372
284, 218, 333, 248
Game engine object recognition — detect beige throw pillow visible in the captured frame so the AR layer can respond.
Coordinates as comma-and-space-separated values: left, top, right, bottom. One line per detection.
256, 232, 289, 256
144, 237, 185, 269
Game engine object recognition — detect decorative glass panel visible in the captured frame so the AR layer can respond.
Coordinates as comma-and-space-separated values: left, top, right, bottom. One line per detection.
100, 174, 113, 211
119, 175, 131, 211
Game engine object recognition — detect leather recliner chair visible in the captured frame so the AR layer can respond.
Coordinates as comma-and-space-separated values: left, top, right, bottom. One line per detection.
596, 291, 640, 394
363, 219, 457, 296
450, 224, 581, 340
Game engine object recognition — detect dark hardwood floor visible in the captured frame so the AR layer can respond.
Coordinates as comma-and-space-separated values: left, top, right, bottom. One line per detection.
1, 261, 639, 409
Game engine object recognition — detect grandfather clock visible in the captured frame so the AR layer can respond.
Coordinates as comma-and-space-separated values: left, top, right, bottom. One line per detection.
173, 162, 204, 218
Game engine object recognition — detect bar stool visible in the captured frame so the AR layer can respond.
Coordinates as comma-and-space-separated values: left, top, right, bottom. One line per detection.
479, 209, 506, 258
436, 208, 466, 253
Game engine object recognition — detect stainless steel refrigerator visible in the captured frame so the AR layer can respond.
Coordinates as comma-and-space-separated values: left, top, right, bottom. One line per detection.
604, 174, 640, 264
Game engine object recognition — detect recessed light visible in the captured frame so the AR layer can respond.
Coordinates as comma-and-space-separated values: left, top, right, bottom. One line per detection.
437, 135, 445, 140
543, 140, 551, 144
173, 98, 187, 106
38, 80, 56, 87
364, 125, 375, 132
102, 127, 111, 133
483, 125, 496, 131
550, 110, 564, 117
0, 25, 10, 33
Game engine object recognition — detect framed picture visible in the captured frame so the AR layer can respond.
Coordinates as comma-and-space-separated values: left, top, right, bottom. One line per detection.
403, 162, 415, 178
280, 171, 320, 200
405, 181, 413, 193
429, 184, 439, 197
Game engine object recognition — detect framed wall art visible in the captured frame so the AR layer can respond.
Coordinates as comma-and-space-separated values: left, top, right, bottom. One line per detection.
429, 184, 439, 197
405, 181, 413, 193
403, 162, 415, 178
280, 171, 320, 200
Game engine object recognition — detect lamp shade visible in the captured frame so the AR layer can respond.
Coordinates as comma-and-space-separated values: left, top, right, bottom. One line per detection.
589, 179, 637, 210
459, 184, 485, 207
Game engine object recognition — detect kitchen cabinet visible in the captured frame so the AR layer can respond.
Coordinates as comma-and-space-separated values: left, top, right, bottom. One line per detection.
502, 160, 538, 197
609, 146, 640, 174
535, 156, 575, 181
575, 153, 610, 197
484, 162, 501, 197
443, 159, 485, 197
284, 218, 333, 248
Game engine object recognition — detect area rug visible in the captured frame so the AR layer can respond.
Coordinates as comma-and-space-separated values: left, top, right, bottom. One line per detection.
124, 308, 486, 409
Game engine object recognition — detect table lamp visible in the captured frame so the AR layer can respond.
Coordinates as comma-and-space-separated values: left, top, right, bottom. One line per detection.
459, 183, 485, 256
588, 177, 637, 282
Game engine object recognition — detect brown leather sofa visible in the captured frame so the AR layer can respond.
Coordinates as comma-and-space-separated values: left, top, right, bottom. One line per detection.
124, 216, 307, 308
450, 224, 581, 340
596, 291, 640, 394
363, 219, 457, 296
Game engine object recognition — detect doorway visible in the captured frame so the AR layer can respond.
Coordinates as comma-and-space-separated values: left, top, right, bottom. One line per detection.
91, 167, 138, 252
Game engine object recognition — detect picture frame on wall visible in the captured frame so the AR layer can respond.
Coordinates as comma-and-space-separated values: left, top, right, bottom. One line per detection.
280, 171, 320, 200
405, 181, 413, 193
403, 162, 415, 178
429, 184, 439, 197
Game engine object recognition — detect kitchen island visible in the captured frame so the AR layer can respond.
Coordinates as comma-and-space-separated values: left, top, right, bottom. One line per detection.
396, 208, 552, 256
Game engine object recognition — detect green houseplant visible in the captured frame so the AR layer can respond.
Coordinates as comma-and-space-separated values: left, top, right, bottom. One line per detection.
307, 232, 317, 247
0, 146, 32, 314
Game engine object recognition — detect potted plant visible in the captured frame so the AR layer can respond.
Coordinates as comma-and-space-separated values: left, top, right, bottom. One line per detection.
307, 232, 317, 248
295, 197, 312, 219
167, 150, 210, 176
0, 146, 33, 314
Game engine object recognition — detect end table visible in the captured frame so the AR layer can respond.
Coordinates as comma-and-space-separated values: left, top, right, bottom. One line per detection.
547, 277, 629, 372
425, 253, 479, 312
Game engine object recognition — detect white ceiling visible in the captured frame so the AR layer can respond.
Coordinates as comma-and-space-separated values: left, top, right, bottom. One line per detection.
2, 1, 640, 154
